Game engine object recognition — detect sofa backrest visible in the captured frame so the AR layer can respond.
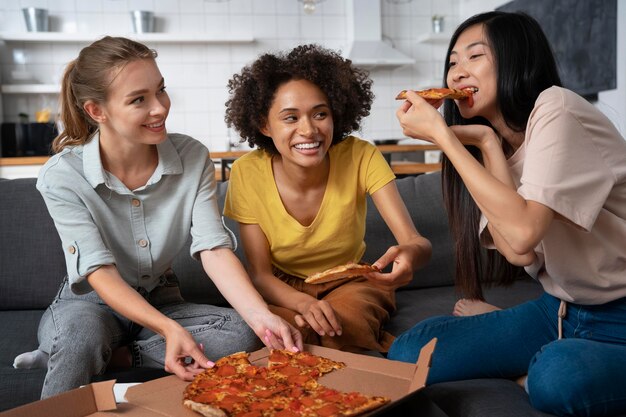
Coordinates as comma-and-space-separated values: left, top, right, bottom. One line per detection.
362, 172, 454, 291
0, 172, 454, 310
0, 178, 66, 310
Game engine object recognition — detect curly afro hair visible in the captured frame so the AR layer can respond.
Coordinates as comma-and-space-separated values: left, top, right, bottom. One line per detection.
225, 44, 374, 155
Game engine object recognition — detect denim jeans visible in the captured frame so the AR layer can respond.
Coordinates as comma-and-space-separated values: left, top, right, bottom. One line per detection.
388, 292, 626, 417
37, 272, 261, 399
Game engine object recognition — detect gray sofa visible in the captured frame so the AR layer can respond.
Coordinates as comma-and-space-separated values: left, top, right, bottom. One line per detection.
0, 172, 549, 416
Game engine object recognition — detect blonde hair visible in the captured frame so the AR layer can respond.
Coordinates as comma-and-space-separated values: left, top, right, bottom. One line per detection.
52, 36, 157, 153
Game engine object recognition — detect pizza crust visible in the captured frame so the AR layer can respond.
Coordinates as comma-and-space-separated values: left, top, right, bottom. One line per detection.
183, 400, 227, 417
395, 87, 473, 100
345, 396, 390, 416
304, 262, 380, 284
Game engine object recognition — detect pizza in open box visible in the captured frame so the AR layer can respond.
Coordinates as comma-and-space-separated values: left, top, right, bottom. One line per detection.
183, 349, 390, 417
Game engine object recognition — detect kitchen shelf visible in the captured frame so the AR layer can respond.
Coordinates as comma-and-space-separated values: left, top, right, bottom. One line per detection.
0, 32, 254, 44
1, 84, 59, 94
416, 32, 452, 44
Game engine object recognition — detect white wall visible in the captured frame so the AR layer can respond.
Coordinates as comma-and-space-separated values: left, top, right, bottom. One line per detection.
460, 0, 626, 135
0, 0, 459, 153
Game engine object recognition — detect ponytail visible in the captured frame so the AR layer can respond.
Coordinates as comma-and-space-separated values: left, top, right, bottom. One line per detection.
52, 60, 97, 153
52, 36, 156, 153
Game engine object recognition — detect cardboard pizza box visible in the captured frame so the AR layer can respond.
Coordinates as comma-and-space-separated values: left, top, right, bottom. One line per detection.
0, 338, 436, 417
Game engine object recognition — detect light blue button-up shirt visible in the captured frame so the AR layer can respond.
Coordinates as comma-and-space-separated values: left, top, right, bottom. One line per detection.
36, 132, 234, 294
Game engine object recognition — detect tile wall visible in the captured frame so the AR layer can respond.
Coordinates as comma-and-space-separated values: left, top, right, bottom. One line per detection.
0, 0, 459, 151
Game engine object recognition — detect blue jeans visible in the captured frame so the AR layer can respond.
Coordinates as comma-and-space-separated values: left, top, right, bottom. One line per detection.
388, 292, 626, 417
37, 272, 261, 399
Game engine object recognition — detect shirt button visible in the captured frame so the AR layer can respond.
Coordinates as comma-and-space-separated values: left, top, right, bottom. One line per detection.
68, 245, 76, 254
132, 198, 141, 207
138, 239, 148, 248
141, 275, 150, 280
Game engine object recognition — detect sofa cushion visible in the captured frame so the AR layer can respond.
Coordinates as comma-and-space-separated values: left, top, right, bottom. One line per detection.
363, 172, 455, 290
387, 277, 544, 336
0, 178, 65, 310
424, 379, 554, 417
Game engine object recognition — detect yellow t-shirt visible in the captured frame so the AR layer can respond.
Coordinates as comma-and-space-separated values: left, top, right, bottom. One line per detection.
224, 136, 395, 278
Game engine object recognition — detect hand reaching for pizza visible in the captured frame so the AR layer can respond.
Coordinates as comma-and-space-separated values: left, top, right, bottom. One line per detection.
246, 309, 304, 352
294, 297, 342, 338
162, 321, 215, 381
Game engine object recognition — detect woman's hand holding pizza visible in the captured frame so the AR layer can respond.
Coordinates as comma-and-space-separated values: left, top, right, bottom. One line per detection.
294, 297, 343, 338
364, 243, 420, 290
396, 90, 450, 145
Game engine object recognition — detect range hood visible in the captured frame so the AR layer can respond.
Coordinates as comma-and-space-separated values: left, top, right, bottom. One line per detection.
344, 0, 414, 67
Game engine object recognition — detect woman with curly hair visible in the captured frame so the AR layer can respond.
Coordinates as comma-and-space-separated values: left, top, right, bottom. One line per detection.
223, 44, 432, 353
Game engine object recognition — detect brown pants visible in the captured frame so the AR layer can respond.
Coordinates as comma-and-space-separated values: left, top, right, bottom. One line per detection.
270, 270, 396, 353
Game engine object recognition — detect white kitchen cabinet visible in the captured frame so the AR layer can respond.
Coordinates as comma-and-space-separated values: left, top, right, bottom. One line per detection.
0, 31, 255, 108
0, 32, 254, 44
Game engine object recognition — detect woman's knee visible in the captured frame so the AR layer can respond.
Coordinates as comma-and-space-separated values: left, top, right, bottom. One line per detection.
527, 340, 595, 416
388, 316, 453, 363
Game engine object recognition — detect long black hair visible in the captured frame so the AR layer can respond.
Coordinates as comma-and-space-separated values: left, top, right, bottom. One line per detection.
441, 12, 562, 299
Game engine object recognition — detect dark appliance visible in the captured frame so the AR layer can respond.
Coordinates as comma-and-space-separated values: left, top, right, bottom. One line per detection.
0, 122, 58, 157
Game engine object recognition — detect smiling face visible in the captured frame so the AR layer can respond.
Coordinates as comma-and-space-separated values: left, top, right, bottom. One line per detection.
90, 58, 170, 148
261, 79, 334, 169
447, 23, 498, 121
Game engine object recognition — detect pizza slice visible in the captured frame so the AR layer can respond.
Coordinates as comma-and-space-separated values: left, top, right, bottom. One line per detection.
304, 262, 381, 284
396, 87, 476, 107
267, 349, 345, 378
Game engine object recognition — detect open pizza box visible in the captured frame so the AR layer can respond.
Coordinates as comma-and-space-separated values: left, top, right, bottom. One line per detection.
0, 338, 436, 417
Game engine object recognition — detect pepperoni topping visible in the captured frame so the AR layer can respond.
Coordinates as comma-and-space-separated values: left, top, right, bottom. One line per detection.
196, 379, 219, 389
276, 365, 302, 376
250, 400, 275, 411
276, 410, 300, 417
316, 403, 341, 417
300, 397, 317, 407
252, 388, 282, 399
215, 364, 237, 377
239, 411, 263, 417
192, 391, 219, 403
296, 353, 319, 367
287, 374, 312, 386
318, 389, 343, 403
269, 351, 290, 364
344, 393, 368, 407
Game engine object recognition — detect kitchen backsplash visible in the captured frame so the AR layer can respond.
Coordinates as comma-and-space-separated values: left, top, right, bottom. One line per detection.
0, 0, 459, 151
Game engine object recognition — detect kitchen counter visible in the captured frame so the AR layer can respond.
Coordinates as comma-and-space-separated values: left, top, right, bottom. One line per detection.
0, 144, 442, 180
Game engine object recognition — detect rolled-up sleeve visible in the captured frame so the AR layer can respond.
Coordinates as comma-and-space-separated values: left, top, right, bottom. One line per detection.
189, 156, 236, 259
36, 178, 115, 294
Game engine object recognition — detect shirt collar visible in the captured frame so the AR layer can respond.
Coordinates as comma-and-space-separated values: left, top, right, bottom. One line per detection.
155, 137, 183, 178
82, 132, 184, 190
